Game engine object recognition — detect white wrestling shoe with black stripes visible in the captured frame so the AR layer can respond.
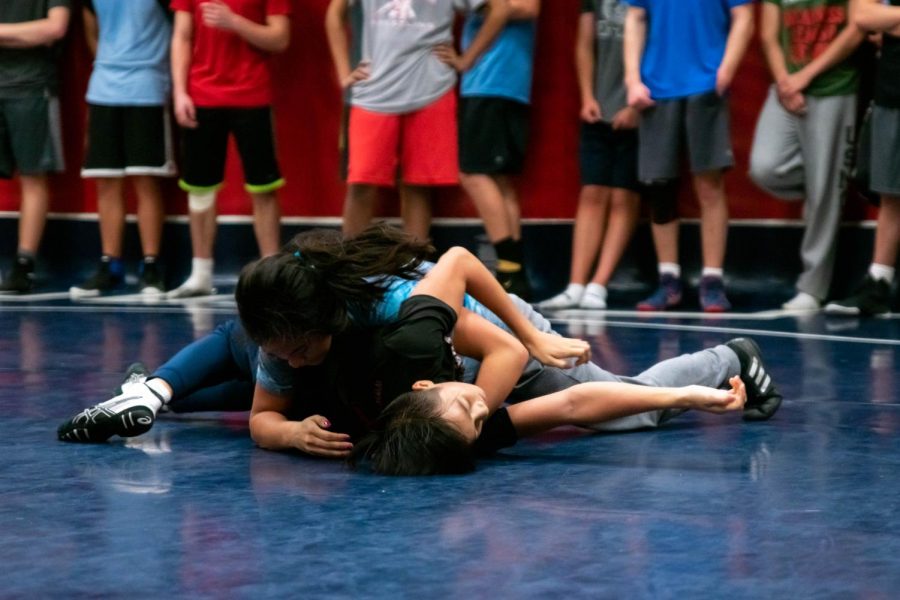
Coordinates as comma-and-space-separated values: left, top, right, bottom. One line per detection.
58, 377, 164, 443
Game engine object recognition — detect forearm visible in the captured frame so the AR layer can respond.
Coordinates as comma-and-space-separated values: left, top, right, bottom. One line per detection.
171, 13, 193, 97
509, 382, 685, 437
250, 410, 301, 451
325, 0, 352, 83
623, 8, 646, 86
855, 0, 900, 32
719, 6, 754, 79
575, 17, 596, 103
473, 344, 530, 412
795, 17, 864, 83
0, 8, 69, 48
458, 0, 511, 70
229, 14, 289, 53
759, 4, 791, 82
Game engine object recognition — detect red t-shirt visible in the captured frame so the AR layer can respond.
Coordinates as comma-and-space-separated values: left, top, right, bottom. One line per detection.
170, 0, 291, 107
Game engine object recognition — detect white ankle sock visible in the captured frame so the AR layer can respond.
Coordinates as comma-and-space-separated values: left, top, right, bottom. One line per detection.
659, 263, 681, 278
580, 283, 608, 309
869, 263, 895, 284
146, 378, 173, 405
563, 283, 585, 299
702, 267, 724, 279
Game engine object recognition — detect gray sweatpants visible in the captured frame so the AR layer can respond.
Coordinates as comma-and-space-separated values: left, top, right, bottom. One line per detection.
464, 296, 741, 431
749, 87, 857, 300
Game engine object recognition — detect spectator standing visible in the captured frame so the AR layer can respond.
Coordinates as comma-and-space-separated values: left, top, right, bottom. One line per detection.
749, 0, 864, 311
0, 1, 70, 294
325, 0, 510, 241
826, 0, 900, 316
458, 0, 540, 299
623, 0, 754, 312
539, 0, 641, 311
70, 0, 175, 298
167, 0, 290, 298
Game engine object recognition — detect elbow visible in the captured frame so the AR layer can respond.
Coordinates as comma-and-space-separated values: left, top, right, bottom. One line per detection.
270, 33, 290, 54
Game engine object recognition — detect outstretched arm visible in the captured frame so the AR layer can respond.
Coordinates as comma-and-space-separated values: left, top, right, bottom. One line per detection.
249, 382, 353, 458
418, 247, 591, 367
507, 376, 746, 437
0, 6, 70, 48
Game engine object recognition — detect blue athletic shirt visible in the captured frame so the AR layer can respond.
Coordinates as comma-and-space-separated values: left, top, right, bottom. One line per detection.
627, 0, 752, 100
85, 0, 172, 106
460, 16, 537, 103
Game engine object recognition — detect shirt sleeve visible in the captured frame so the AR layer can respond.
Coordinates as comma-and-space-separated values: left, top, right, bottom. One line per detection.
581, 0, 594, 13
82, 0, 94, 13
627, 0, 648, 9
473, 408, 519, 455
48, 0, 71, 9
456, 0, 488, 13
255, 350, 295, 395
729, 0, 756, 7
170, 0, 192, 12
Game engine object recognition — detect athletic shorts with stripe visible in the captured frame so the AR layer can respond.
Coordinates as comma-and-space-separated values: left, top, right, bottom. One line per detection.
82, 104, 176, 178
0, 94, 65, 178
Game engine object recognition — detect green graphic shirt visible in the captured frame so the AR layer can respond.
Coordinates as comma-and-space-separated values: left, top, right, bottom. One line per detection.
765, 0, 858, 96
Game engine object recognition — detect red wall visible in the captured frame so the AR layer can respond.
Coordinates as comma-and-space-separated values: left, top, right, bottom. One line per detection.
0, 1, 876, 221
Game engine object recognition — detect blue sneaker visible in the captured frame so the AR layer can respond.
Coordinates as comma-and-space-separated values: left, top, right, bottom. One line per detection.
699, 275, 731, 313
637, 273, 682, 311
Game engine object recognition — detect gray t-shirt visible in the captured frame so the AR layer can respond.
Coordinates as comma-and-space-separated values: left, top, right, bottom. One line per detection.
0, 0, 70, 98
350, 0, 485, 113
583, 0, 628, 123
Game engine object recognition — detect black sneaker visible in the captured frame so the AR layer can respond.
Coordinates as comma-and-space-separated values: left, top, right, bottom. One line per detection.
824, 275, 891, 317
57, 394, 157, 443
138, 260, 165, 295
726, 337, 783, 421
69, 258, 124, 298
0, 258, 35, 294
497, 269, 532, 301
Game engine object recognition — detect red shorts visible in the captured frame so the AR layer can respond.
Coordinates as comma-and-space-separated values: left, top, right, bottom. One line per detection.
347, 90, 459, 186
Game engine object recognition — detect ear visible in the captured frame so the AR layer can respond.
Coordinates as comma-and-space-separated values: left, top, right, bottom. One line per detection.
411, 380, 434, 391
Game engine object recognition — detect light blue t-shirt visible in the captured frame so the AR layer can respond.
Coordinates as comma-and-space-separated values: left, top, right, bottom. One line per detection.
628, 0, 751, 100
460, 16, 537, 104
85, 0, 172, 106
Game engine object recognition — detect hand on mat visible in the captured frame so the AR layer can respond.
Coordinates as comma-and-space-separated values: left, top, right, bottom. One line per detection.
683, 376, 746, 414
291, 415, 353, 458
522, 331, 591, 368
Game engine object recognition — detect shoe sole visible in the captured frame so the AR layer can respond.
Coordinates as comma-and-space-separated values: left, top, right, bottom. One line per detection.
823, 303, 862, 316
69, 287, 102, 299
728, 338, 782, 421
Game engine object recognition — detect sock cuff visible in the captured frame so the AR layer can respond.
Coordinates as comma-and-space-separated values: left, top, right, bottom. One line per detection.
659, 263, 681, 277
869, 263, 895, 284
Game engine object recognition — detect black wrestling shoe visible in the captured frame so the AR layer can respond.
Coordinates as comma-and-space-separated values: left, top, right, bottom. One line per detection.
0, 258, 35, 294
824, 275, 891, 317
726, 337, 783, 421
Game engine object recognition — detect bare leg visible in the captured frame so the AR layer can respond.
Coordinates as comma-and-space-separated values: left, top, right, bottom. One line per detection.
462, 172, 513, 242
96, 178, 126, 257
569, 185, 611, 284
17, 175, 50, 254
132, 176, 165, 257
693, 170, 728, 270
401, 184, 432, 241
342, 184, 377, 237
873, 195, 900, 267
589, 188, 640, 286
251, 190, 281, 257
496, 175, 522, 241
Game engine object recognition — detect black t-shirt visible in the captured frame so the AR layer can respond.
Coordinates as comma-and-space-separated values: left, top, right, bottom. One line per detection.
0, 0, 70, 97
875, 1, 900, 108
285, 294, 519, 452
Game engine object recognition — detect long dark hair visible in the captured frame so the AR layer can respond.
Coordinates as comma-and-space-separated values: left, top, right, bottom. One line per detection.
349, 389, 476, 476
236, 223, 433, 346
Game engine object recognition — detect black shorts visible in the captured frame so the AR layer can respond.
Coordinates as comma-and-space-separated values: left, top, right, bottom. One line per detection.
579, 121, 640, 191
179, 106, 284, 193
82, 104, 176, 177
459, 97, 530, 175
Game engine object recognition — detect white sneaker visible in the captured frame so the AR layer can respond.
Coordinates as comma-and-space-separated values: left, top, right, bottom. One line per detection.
538, 285, 584, 310
782, 292, 821, 311
579, 284, 608, 310
166, 280, 214, 299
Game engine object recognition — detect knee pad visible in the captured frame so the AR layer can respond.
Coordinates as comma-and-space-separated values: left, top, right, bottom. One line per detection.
643, 179, 680, 225
188, 190, 217, 213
